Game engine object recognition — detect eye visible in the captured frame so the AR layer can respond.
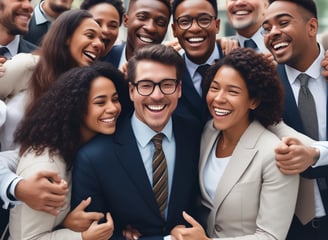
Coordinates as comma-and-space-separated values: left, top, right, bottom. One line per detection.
136, 13, 148, 21
156, 17, 168, 27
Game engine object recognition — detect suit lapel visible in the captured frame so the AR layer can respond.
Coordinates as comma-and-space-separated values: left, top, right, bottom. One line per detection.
114, 117, 160, 217
205, 121, 262, 229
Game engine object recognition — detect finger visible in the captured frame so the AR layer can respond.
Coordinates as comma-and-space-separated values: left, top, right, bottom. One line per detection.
41, 206, 60, 216
283, 137, 302, 146
75, 197, 91, 211
36, 171, 62, 183
182, 211, 200, 228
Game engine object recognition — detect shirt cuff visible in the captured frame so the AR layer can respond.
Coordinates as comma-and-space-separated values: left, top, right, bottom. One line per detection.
164, 235, 171, 240
312, 142, 328, 167
1, 176, 22, 209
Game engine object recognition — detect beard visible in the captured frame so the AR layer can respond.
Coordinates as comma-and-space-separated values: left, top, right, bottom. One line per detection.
49, 2, 70, 14
1, 18, 28, 35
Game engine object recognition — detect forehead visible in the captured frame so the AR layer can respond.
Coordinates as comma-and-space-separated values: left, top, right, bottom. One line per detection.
128, 0, 170, 16
175, 0, 216, 16
135, 60, 177, 80
265, 1, 300, 20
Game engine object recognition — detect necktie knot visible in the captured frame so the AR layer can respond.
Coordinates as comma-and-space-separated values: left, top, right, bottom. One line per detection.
0, 47, 9, 58
152, 133, 164, 150
197, 64, 210, 79
298, 73, 310, 87
244, 39, 258, 50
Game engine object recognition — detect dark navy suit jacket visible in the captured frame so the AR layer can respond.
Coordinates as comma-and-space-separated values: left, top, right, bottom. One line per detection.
174, 43, 223, 127
71, 114, 201, 240
277, 64, 328, 212
102, 43, 125, 68
23, 13, 49, 46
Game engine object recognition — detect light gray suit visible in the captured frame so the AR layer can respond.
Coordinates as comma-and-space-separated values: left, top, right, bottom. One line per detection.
199, 120, 299, 240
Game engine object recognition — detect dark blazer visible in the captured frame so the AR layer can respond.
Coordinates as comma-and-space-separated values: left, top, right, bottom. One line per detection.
23, 13, 49, 46
71, 114, 201, 240
102, 43, 125, 68
18, 37, 38, 53
174, 43, 224, 126
277, 64, 328, 212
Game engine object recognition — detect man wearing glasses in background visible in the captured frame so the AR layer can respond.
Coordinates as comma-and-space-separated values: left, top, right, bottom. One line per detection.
172, 0, 223, 127
71, 44, 203, 240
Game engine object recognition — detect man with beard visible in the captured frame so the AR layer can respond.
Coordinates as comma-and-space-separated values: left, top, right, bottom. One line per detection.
24, 0, 73, 45
0, 0, 36, 59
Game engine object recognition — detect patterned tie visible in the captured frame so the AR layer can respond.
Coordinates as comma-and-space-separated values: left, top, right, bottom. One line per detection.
151, 133, 168, 219
197, 64, 210, 97
244, 39, 258, 50
295, 73, 317, 225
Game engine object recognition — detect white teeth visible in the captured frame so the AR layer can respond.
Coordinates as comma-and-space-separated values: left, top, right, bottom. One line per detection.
235, 10, 249, 15
148, 105, 165, 111
188, 37, 204, 43
273, 42, 288, 50
214, 108, 231, 116
84, 51, 96, 60
139, 36, 154, 43
101, 117, 115, 123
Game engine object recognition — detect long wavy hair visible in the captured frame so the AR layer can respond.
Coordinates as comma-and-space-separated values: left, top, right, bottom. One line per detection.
15, 62, 126, 170
27, 9, 94, 113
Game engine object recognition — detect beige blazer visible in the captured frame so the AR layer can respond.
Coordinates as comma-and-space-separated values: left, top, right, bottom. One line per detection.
199, 120, 299, 240
0, 53, 39, 100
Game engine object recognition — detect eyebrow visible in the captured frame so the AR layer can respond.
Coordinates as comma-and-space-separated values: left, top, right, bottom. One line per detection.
263, 13, 293, 25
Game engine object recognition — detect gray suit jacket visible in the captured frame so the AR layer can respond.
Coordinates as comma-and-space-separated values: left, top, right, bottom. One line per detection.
199, 120, 299, 240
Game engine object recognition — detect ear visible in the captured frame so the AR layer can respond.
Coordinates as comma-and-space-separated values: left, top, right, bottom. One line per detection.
172, 22, 177, 38
215, 18, 220, 34
176, 80, 182, 98
123, 13, 129, 28
128, 82, 135, 102
307, 17, 318, 38
250, 98, 260, 110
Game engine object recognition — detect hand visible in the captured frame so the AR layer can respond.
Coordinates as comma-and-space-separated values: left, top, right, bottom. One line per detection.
82, 212, 114, 240
15, 171, 68, 215
122, 224, 142, 240
62, 197, 104, 232
0, 57, 6, 77
170, 211, 209, 240
216, 37, 238, 56
321, 49, 328, 79
275, 137, 318, 175
164, 39, 182, 52
120, 62, 128, 79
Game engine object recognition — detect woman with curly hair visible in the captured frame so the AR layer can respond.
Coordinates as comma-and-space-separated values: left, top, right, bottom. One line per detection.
170, 48, 300, 240
8, 61, 125, 240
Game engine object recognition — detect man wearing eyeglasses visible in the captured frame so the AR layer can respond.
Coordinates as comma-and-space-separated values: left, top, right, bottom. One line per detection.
71, 44, 202, 240
172, 0, 223, 126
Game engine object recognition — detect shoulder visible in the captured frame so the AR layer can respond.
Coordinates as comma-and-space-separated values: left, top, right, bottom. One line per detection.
18, 38, 38, 53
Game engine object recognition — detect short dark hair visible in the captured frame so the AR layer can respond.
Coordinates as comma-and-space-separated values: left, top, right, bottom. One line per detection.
269, 0, 317, 18
204, 48, 284, 127
80, 0, 125, 25
127, 44, 185, 83
172, 0, 218, 19
128, 0, 171, 16
15, 62, 127, 170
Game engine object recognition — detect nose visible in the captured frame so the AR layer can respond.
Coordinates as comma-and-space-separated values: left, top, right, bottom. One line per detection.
105, 101, 121, 114
23, 0, 33, 13
92, 37, 104, 52
150, 85, 164, 99
189, 18, 202, 31
143, 19, 157, 33
214, 90, 227, 103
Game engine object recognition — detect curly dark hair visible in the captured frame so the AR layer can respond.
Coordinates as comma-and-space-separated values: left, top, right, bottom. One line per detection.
204, 48, 284, 127
172, 0, 218, 19
80, 0, 125, 25
14, 61, 127, 170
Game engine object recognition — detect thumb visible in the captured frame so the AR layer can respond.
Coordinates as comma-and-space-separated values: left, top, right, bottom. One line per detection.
36, 170, 61, 183
283, 137, 302, 146
182, 211, 200, 228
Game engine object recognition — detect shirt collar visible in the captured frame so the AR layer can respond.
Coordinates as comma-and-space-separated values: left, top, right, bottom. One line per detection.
1, 35, 20, 58
131, 112, 173, 148
237, 27, 269, 53
184, 44, 219, 78
285, 43, 325, 84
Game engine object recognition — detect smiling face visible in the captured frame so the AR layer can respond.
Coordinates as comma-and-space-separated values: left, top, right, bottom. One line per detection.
206, 66, 257, 135
172, 0, 220, 65
129, 60, 181, 132
82, 76, 121, 141
124, 0, 170, 60
226, 0, 268, 38
262, 1, 318, 70
88, 3, 120, 56
67, 18, 104, 66
0, 0, 33, 36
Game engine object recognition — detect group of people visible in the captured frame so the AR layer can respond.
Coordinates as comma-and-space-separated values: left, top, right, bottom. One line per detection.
1, 0, 328, 240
